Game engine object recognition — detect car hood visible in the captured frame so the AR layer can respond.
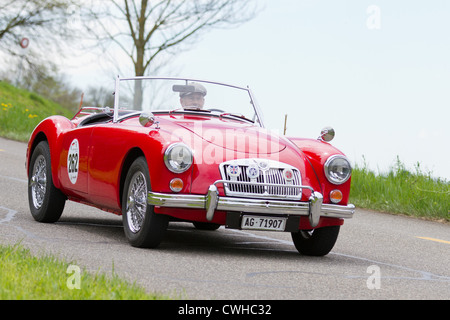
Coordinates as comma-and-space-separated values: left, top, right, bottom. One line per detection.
167, 114, 287, 154
150, 114, 323, 196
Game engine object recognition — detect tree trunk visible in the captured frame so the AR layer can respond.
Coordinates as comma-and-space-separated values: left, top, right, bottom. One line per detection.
133, 44, 145, 110
132, 0, 147, 110
106, 0, 258, 110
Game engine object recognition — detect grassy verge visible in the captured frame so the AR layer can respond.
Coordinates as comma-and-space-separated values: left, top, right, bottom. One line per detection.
350, 157, 449, 222
0, 243, 169, 300
0, 81, 73, 142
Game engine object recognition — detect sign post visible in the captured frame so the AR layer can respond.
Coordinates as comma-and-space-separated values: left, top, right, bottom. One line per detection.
17, 37, 30, 86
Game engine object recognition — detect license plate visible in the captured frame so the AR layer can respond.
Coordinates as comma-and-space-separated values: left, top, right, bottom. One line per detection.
241, 215, 287, 231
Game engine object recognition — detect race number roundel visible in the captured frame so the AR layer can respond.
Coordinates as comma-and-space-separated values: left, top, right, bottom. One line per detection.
67, 139, 79, 184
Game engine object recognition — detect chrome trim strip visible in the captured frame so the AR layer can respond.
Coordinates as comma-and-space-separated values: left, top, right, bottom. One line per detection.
147, 181, 355, 228
309, 191, 323, 228
216, 159, 306, 200
212, 179, 314, 192
215, 196, 311, 215
248, 86, 265, 127
113, 76, 120, 123
206, 185, 219, 221
147, 191, 354, 218
321, 203, 356, 217
147, 192, 206, 208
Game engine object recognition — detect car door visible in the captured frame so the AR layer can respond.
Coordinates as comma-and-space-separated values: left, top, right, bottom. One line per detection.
87, 124, 127, 212
59, 126, 94, 197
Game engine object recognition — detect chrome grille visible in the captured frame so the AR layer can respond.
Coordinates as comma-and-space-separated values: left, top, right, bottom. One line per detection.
219, 159, 302, 200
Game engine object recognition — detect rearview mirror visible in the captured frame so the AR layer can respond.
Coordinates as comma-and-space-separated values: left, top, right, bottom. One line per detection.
319, 126, 335, 142
139, 111, 156, 127
172, 84, 196, 94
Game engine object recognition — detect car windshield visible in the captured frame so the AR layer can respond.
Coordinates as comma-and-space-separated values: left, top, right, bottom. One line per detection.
114, 77, 263, 126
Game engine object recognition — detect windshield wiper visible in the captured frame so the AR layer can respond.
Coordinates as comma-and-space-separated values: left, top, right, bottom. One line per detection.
219, 112, 254, 123
164, 109, 254, 123
169, 108, 211, 115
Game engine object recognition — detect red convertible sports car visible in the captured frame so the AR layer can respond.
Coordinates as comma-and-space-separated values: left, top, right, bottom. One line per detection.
26, 76, 354, 256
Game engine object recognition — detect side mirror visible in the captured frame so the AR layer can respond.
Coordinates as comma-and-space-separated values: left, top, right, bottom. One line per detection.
318, 126, 335, 142
139, 111, 156, 127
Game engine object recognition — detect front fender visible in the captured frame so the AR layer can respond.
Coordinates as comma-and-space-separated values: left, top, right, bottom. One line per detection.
27, 116, 74, 189
287, 137, 352, 204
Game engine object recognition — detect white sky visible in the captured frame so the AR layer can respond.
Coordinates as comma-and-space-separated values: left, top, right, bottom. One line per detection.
67, 0, 450, 180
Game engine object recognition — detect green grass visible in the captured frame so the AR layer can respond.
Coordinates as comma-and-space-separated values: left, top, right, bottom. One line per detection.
0, 81, 73, 141
0, 243, 169, 300
350, 157, 449, 222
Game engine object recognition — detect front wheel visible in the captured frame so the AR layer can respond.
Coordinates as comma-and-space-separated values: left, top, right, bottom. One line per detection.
291, 226, 340, 256
28, 141, 66, 222
122, 157, 168, 248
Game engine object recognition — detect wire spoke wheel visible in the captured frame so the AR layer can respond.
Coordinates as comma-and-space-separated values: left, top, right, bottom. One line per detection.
126, 171, 147, 233
27, 141, 66, 223
30, 155, 47, 209
122, 156, 168, 248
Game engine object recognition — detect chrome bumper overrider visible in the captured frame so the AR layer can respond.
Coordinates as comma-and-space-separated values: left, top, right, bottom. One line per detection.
147, 180, 355, 228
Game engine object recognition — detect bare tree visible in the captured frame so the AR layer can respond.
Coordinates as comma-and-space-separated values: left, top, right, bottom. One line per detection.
87, 0, 260, 109
0, 0, 77, 60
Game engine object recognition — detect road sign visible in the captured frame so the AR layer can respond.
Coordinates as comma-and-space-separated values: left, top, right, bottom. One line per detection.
20, 37, 29, 49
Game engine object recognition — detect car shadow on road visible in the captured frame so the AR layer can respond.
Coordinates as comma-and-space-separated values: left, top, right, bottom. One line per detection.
161, 223, 332, 261
54, 216, 338, 261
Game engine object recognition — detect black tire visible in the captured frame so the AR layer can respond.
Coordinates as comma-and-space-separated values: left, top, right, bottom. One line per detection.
122, 157, 168, 248
291, 226, 340, 256
192, 221, 221, 231
28, 141, 66, 222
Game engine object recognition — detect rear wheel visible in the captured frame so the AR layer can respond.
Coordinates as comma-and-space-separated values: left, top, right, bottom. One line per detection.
28, 141, 66, 222
122, 157, 168, 248
291, 226, 340, 256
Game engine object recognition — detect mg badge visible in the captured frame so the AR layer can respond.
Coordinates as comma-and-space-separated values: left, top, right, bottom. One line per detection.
283, 168, 294, 183
257, 160, 269, 171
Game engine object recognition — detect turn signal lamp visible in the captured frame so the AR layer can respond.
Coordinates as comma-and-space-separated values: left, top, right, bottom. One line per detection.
170, 178, 184, 192
330, 189, 343, 204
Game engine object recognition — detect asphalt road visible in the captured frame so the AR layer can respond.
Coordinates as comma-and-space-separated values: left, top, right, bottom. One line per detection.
0, 137, 449, 300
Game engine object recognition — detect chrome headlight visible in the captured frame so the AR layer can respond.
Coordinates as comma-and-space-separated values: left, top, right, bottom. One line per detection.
324, 155, 352, 185
164, 143, 193, 173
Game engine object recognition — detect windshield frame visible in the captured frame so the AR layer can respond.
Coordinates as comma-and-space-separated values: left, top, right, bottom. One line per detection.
113, 76, 265, 127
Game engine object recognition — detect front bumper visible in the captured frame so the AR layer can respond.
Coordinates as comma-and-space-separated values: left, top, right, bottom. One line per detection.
148, 180, 355, 228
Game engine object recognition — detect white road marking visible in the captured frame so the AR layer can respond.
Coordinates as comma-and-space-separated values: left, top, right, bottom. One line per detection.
0, 174, 27, 184
0, 206, 17, 224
